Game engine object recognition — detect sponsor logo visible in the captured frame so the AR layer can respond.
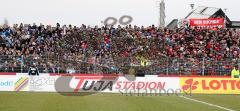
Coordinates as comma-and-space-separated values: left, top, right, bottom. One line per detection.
0, 81, 14, 87
74, 76, 116, 92
182, 79, 199, 91
181, 78, 240, 94
14, 77, 29, 91
201, 79, 240, 90
74, 77, 166, 92
29, 77, 55, 91
55, 76, 181, 96
29, 77, 55, 86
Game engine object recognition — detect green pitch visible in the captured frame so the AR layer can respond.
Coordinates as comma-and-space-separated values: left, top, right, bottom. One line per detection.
0, 92, 239, 111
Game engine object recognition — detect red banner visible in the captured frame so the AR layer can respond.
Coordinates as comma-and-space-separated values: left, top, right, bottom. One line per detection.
189, 18, 224, 28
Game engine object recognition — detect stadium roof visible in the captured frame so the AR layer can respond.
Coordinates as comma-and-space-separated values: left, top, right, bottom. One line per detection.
184, 6, 235, 27
185, 6, 221, 19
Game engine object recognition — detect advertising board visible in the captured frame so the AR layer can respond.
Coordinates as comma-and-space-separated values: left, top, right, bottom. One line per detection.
189, 18, 224, 28
180, 77, 240, 94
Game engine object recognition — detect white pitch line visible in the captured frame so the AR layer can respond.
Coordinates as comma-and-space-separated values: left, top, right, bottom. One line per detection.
180, 96, 235, 111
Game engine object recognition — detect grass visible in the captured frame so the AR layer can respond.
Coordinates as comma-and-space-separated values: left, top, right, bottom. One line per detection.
0, 92, 239, 111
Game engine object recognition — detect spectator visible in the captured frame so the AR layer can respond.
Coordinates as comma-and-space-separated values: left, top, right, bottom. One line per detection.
0, 23, 239, 75
231, 66, 239, 78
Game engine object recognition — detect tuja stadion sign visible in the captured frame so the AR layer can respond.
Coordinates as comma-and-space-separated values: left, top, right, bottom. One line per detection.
69, 76, 178, 93
180, 78, 240, 94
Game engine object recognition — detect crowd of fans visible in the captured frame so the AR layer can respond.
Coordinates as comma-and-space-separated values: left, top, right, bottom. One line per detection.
0, 23, 239, 75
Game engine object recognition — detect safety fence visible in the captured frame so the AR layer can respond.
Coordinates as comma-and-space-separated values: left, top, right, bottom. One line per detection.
0, 55, 239, 76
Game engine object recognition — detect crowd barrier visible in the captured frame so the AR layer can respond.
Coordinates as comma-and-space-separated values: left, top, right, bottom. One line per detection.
0, 73, 239, 94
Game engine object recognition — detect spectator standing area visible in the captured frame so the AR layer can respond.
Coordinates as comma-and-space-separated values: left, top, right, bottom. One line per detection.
0, 24, 239, 76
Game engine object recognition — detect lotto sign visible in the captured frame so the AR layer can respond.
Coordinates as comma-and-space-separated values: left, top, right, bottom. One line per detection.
189, 18, 224, 28
180, 77, 240, 94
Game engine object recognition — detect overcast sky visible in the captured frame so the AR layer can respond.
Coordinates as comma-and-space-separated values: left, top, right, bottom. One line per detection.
1, 0, 239, 26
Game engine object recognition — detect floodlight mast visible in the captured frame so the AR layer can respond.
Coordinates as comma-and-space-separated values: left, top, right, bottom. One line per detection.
159, 0, 166, 28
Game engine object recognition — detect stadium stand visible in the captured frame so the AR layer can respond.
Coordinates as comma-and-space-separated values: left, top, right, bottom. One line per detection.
0, 23, 239, 75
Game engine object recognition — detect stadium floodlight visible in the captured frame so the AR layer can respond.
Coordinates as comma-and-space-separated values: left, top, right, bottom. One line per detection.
156, 0, 166, 28
159, 0, 166, 28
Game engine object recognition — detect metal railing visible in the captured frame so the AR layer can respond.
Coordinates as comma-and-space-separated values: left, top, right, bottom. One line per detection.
0, 55, 239, 76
